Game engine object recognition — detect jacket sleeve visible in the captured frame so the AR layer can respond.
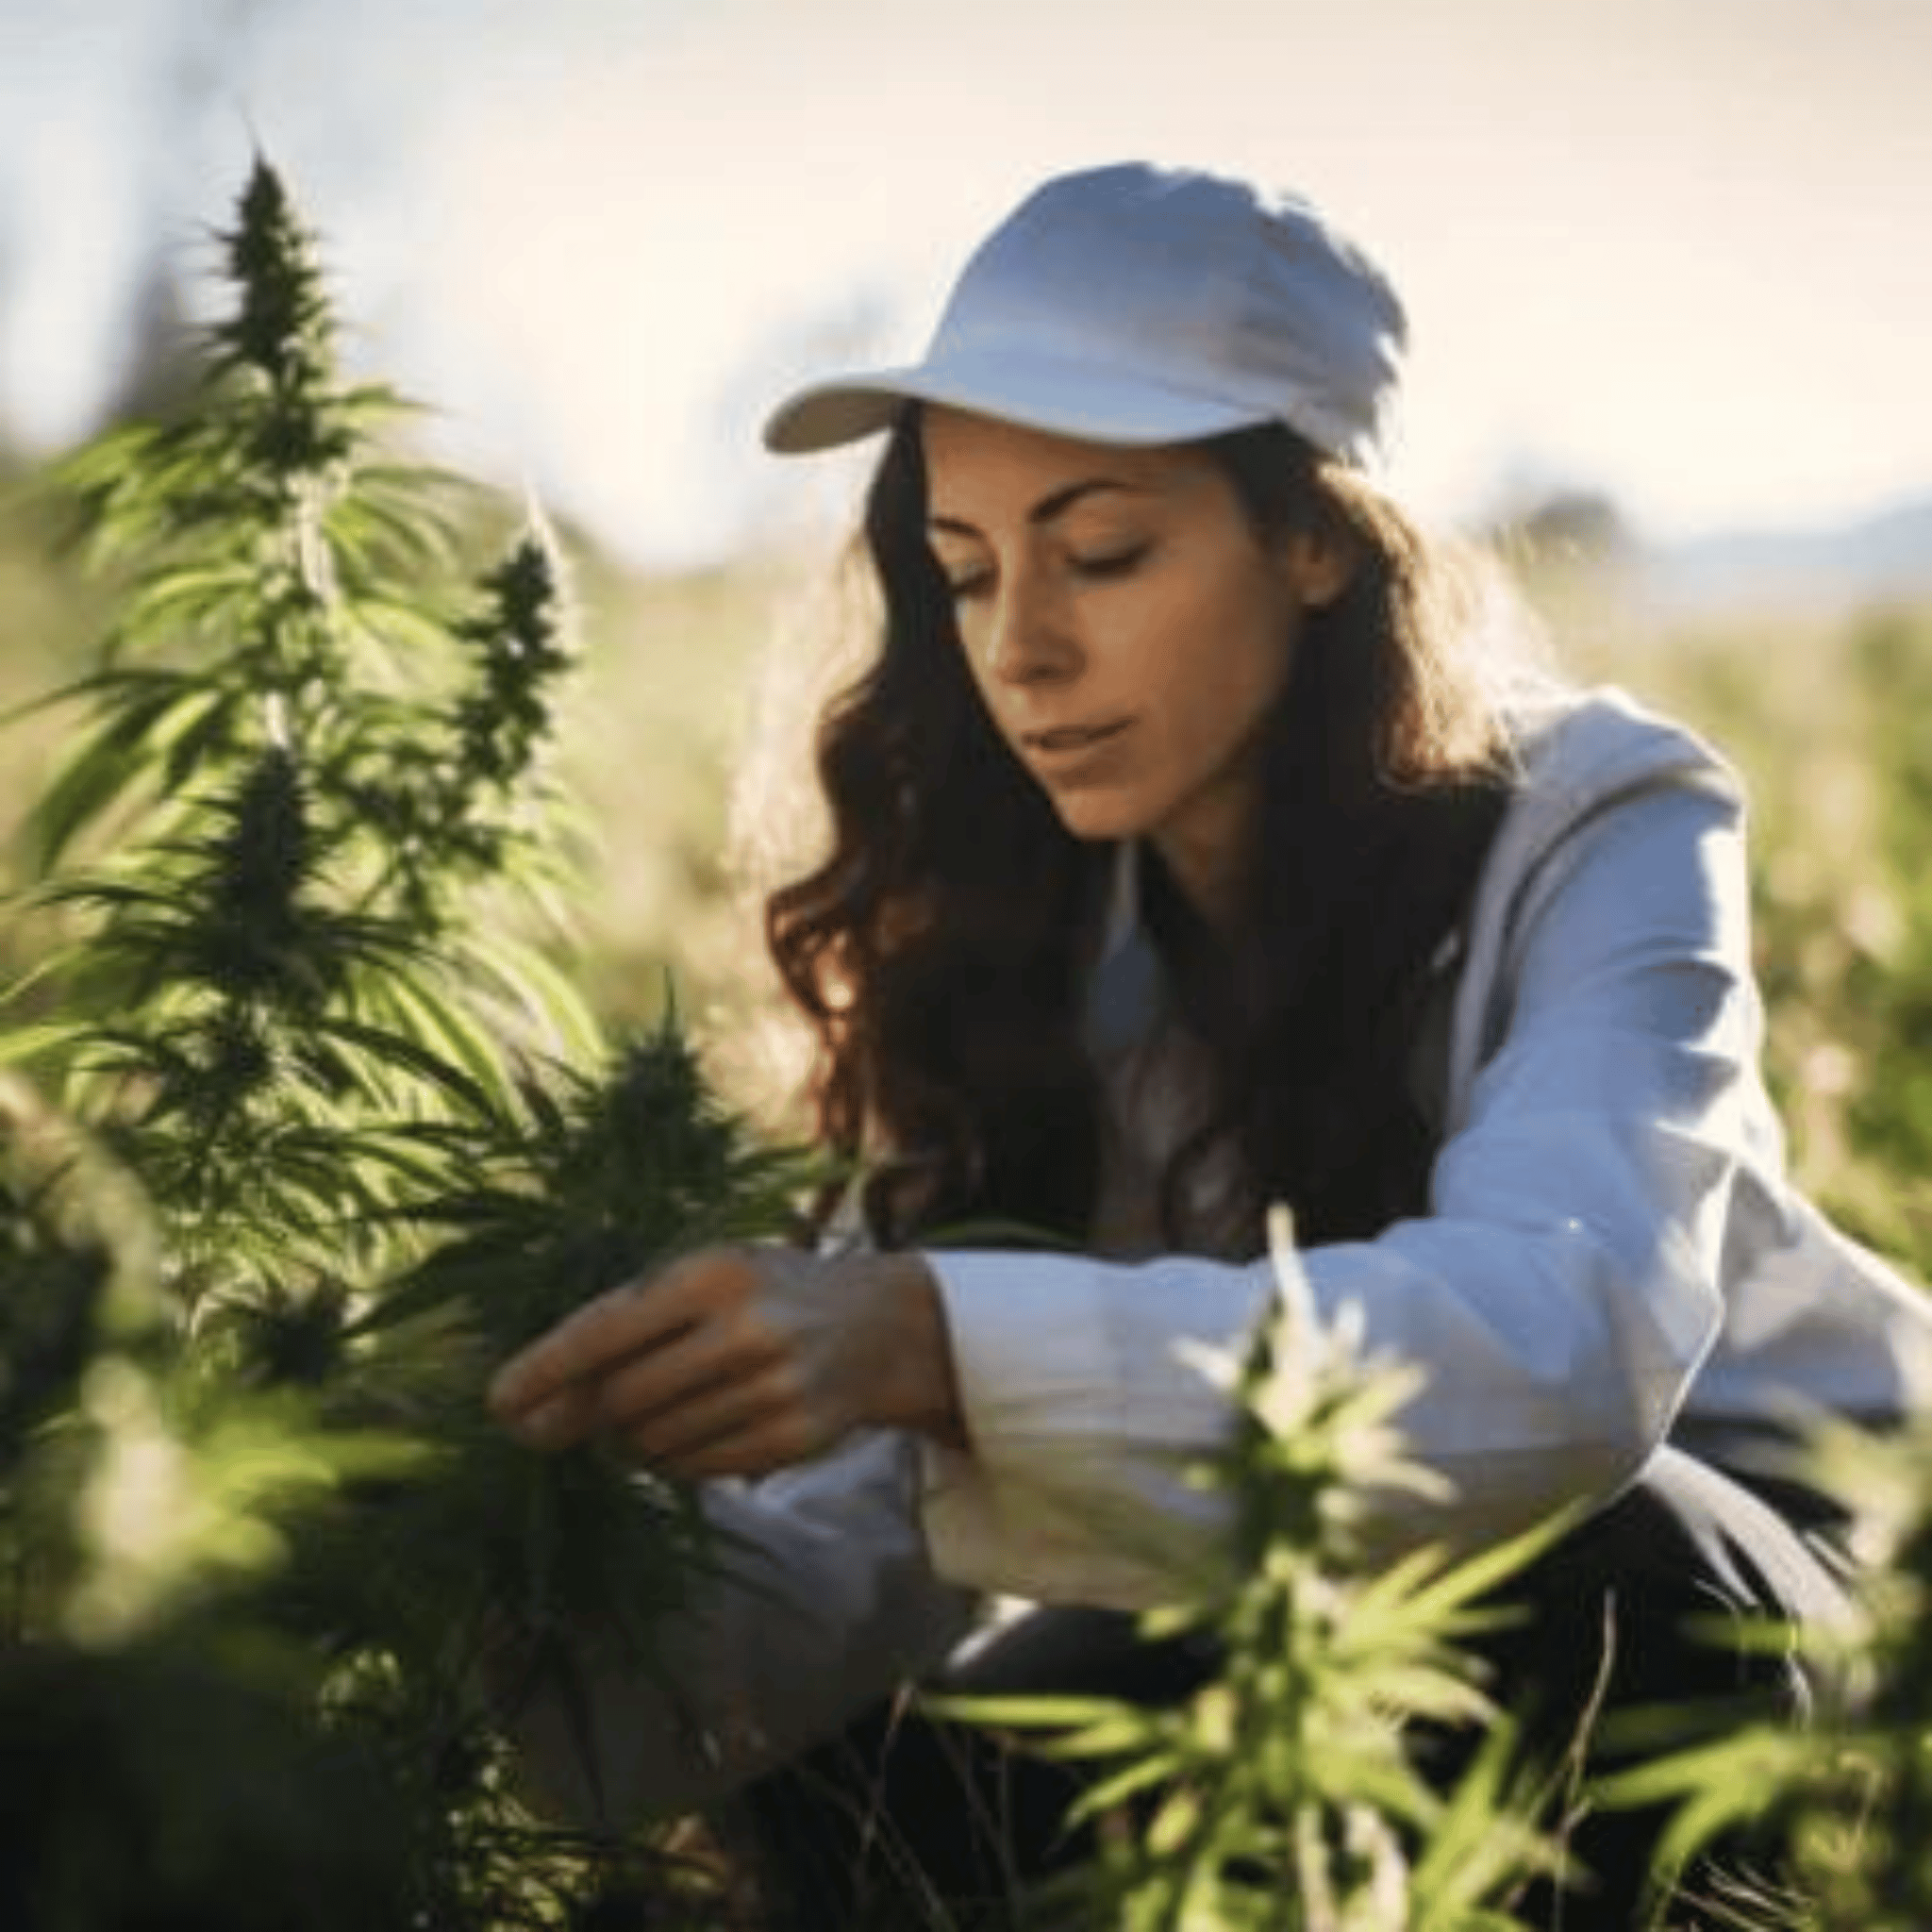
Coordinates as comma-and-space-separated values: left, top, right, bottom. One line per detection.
921, 778, 1745, 1607
503, 1426, 975, 1828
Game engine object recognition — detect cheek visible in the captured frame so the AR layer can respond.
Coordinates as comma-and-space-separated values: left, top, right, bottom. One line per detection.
1158, 683, 1274, 787
1162, 615, 1296, 757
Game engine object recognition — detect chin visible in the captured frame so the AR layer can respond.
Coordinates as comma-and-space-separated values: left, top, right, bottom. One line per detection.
1050, 799, 1150, 845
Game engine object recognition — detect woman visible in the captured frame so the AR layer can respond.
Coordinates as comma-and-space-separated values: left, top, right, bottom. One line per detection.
489, 163, 1932, 1924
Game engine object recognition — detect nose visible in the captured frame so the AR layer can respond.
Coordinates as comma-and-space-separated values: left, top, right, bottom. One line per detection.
979, 567, 1079, 688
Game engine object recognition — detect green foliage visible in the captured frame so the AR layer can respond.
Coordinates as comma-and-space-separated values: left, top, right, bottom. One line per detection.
1594, 1410, 1932, 1932
941, 1211, 1565, 1930
9, 159, 598, 1324
0, 158, 808, 1929
1834, 610, 1932, 1259
267, 1022, 823, 1767
0, 1073, 423, 1927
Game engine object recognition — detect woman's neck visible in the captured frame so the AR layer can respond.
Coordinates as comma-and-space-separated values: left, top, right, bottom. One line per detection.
1151, 778, 1264, 941
1156, 835, 1254, 941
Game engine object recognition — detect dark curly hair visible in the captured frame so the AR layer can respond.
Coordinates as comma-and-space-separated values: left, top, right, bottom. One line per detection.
767, 413, 1517, 1254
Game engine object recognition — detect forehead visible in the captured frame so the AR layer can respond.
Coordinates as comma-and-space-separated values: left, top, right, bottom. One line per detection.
920, 407, 1219, 517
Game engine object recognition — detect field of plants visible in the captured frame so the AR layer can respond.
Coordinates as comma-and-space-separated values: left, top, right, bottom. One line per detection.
2, 163, 1930, 1929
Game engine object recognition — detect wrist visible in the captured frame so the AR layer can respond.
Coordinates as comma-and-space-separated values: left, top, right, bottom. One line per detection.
867, 1252, 966, 1448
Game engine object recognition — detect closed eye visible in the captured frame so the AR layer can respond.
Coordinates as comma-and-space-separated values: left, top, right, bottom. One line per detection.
1071, 542, 1151, 581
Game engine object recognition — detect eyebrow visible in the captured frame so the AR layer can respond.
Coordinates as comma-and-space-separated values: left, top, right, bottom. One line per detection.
926, 476, 1144, 540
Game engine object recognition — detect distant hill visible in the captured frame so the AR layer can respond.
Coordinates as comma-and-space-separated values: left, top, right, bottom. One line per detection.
1646, 492, 1932, 614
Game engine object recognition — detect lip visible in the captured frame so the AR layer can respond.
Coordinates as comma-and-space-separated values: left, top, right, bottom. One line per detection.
1021, 719, 1131, 756
1017, 717, 1133, 783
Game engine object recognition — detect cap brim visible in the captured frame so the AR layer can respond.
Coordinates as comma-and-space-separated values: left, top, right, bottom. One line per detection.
761, 350, 1270, 455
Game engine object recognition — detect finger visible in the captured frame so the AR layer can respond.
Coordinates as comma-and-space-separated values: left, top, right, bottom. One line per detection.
591, 1321, 781, 1437
647, 1406, 824, 1482
609, 1358, 799, 1466
487, 1266, 713, 1422
502, 1383, 600, 1453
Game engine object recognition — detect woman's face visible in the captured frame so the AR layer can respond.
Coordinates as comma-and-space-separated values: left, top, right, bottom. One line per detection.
922, 407, 1334, 928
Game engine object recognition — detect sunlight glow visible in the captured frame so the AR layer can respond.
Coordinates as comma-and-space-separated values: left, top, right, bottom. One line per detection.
2, 0, 1928, 563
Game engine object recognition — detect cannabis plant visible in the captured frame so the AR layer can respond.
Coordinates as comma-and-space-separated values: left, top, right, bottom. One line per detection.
19, 160, 596, 1292
941, 1210, 1564, 1931
0, 158, 808, 1928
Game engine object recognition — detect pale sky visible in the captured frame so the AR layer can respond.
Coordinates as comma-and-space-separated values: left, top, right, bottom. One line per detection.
2, 0, 1929, 564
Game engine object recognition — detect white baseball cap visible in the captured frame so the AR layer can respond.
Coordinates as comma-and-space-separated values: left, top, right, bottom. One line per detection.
762, 161, 1407, 471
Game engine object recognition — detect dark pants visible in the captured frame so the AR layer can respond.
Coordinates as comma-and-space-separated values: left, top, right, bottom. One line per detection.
727, 1445, 1850, 1931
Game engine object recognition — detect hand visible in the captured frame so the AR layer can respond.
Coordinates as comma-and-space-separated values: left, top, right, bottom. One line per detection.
486, 1245, 964, 1479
